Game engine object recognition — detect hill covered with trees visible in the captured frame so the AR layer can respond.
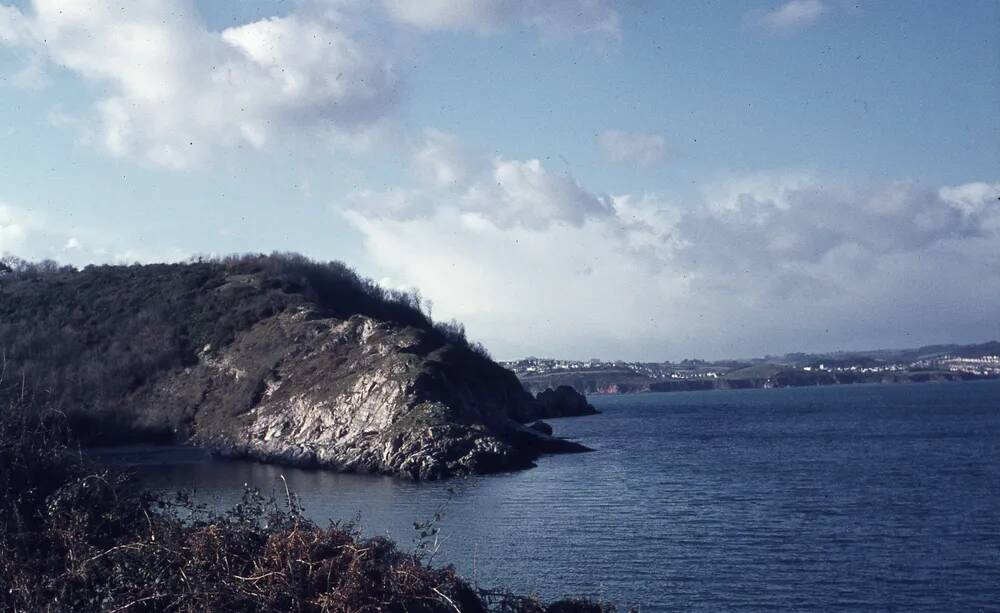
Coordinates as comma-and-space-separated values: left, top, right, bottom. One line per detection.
0, 254, 595, 479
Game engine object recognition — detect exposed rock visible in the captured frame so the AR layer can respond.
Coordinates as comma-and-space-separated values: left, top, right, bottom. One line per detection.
0, 256, 594, 480
143, 310, 595, 480
528, 385, 600, 419
528, 420, 553, 436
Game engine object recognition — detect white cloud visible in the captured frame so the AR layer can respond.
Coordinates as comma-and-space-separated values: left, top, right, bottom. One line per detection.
940, 181, 1000, 221
0, 199, 185, 265
686, 178, 996, 265
0, 4, 32, 45
343, 207, 676, 351
0, 0, 401, 169
411, 128, 476, 189
598, 130, 668, 167
346, 130, 612, 230
0, 204, 29, 254
380, 0, 514, 33
1, 0, 624, 169
380, 0, 620, 41
463, 158, 612, 229
338, 136, 1000, 358
749, 0, 827, 33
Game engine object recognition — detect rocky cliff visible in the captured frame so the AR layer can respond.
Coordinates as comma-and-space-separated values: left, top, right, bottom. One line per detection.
0, 255, 596, 479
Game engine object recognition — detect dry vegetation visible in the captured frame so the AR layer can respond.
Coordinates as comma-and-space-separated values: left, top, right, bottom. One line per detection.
0, 398, 613, 612
0, 255, 613, 609
0, 255, 605, 613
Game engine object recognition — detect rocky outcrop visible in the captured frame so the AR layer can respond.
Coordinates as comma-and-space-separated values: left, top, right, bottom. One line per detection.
518, 370, 654, 395
0, 257, 595, 480
528, 385, 600, 419
528, 420, 554, 436
139, 310, 593, 480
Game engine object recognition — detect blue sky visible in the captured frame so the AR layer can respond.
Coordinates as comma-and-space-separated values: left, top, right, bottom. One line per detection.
1, 0, 998, 360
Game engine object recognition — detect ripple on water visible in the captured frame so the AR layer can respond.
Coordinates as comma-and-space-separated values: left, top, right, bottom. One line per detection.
116, 381, 1000, 611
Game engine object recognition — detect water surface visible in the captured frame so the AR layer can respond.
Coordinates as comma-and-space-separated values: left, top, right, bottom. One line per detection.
112, 381, 1000, 610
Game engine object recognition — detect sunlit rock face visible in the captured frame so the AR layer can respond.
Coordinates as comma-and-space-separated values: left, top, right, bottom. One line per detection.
160, 310, 592, 480
0, 257, 594, 480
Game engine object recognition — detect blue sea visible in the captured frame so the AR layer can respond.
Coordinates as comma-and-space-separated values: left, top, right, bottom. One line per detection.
115, 381, 1000, 611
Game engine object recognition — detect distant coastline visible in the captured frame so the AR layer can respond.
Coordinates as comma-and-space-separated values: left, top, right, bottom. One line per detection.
503, 341, 1000, 395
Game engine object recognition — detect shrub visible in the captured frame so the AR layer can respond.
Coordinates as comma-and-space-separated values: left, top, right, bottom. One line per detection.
0, 253, 498, 445
0, 399, 616, 612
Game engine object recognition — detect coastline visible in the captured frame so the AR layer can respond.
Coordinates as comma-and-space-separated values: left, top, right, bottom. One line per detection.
520, 370, 998, 396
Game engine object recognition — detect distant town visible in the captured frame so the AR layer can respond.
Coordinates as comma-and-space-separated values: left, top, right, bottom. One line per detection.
502, 342, 1000, 395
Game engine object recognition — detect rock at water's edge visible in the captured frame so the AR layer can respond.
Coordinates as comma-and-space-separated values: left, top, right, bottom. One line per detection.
529, 385, 600, 419
528, 420, 554, 436
0, 258, 597, 481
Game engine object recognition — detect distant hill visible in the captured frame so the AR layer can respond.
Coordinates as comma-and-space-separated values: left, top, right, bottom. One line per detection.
0, 254, 594, 479
774, 341, 1000, 366
506, 341, 1000, 395
724, 364, 786, 380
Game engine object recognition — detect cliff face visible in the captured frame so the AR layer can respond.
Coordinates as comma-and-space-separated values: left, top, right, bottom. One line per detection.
0, 256, 595, 479
518, 370, 655, 395
145, 309, 589, 479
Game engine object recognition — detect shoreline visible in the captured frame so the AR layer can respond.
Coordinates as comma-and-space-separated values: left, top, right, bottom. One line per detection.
529, 371, 999, 397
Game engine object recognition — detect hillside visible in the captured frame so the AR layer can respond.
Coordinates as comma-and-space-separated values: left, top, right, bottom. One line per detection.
0, 254, 595, 479
506, 342, 1000, 396
517, 368, 654, 395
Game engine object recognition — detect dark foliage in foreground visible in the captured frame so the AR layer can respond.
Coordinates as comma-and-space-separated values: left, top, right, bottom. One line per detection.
0, 402, 613, 612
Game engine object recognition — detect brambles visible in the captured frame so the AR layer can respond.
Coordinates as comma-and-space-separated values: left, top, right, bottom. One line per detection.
0, 400, 616, 612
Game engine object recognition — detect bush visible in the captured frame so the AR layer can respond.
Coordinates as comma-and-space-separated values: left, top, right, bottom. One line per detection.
0, 253, 498, 445
0, 399, 616, 612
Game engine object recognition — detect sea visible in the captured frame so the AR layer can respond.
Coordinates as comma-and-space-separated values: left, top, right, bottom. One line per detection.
106, 380, 1000, 611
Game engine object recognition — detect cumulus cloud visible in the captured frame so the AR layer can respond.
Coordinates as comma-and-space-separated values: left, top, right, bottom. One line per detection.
463, 159, 612, 229
380, 0, 620, 41
345, 130, 612, 230
1, 0, 624, 168
0, 0, 401, 169
665, 179, 1000, 326
748, 0, 827, 33
682, 179, 996, 267
338, 136, 1000, 358
940, 182, 1000, 224
598, 130, 667, 167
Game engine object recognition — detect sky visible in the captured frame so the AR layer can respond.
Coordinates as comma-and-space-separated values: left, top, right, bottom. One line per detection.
0, 0, 998, 361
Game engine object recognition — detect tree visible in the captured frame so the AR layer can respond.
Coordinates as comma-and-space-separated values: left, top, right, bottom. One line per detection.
0, 259, 11, 293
